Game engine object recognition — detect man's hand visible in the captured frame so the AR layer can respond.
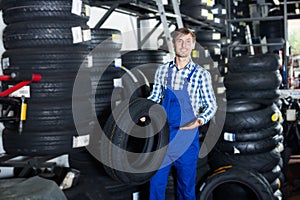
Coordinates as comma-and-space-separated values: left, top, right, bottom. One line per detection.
179, 119, 203, 130
140, 117, 146, 123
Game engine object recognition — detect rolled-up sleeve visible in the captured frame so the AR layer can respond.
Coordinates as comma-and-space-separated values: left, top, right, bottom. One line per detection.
197, 70, 217, 125
147, 65, 164, 104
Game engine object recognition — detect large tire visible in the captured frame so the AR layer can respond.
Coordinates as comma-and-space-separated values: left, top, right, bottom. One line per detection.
226, 89, 280, 104
224, 103, 281, 132
3, 21, 90, 49
4, 100, 92, 132
2, 73, 91, 101
215, 134, 283, 155
198, 166, 275, 200
2, 48, 89, 73
227, 54, 280, 73
209, 148, 282, 173
226, 99, 264, 113
121, 50, 166, 69
100, 98, 169, 185
89, 28, 122, 51
224, 71, 282, 90
222, 122, 283, 142
2, 128, 87, 155
1, 0, 90, 24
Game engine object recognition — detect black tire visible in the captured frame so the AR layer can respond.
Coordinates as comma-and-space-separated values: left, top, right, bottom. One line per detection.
222, 122, 283, 142
68, 149, 107, 177
215, 135, 283, 155
261, 164, 282, 183
226, 89, 280, 103
224, 71, 282, 90
89, 28, 122, 51
121, 50, 166, 69
224, 103, 281, 132
2, 0, 90, 24
4, 100, 93, 132
2, 128, 86, 155
260, 20, 283, 39
3, 21, 90, 49
227, 54, 280, 72
226, 99, 264, 113
209, 148, 282, 173
2, 73, 92, 101
100, 98, 169, 185
2, 48, 89, 73
198, 166, 274, 200
196, 30, 221, 42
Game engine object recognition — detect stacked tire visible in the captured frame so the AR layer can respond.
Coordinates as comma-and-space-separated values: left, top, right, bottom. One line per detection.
1, 0, 93, 155
260, 7, 284, 54
195, 29, 222, 62
88, 28, 123, 125
180, 0, 215, 24
205, 54, 284, 200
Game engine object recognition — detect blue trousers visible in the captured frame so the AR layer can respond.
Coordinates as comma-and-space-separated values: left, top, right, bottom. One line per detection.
149, 127, 200, 200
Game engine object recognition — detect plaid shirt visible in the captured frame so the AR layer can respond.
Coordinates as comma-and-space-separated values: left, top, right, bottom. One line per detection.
148, 59, 217, 125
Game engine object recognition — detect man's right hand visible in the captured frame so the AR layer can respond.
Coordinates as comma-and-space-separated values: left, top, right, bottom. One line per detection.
140, 117, 146, 122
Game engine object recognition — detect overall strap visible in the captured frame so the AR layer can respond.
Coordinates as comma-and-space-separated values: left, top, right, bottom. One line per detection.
166, 62, 173, 87
185, 64, 198, 83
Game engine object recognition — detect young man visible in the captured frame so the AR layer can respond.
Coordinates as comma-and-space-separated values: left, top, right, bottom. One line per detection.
147, 27, 217, 199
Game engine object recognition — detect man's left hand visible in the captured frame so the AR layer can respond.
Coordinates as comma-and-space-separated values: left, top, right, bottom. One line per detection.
179, 119, 203, 130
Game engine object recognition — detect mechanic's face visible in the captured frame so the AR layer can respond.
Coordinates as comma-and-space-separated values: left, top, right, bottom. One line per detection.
174, 33, 195, 58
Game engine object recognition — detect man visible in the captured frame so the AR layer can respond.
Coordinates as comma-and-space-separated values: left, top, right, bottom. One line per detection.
147, 27, 217, 199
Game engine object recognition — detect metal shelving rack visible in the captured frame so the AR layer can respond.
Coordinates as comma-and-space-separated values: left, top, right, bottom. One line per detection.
89, 0, 224, 50
225, 0, 289, 59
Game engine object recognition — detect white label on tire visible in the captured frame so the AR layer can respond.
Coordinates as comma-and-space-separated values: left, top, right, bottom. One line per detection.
286, 109, 296, 121
222, 9, 226, 15
207, 13, 213, 20
192, 50, 199, 58
212, 33, 221, 40
214, 47, 221, 55
133, 192, 139, 200
73, 134, 90, 148
214, 18, 220, 24
2, 57, 9, 70
203, 64, 210, 70
114, 58, 122, 67
112, 34, 122, 44
216, 86, 225, 94
85, 5, 91, 16
72, 26, 83, 43
113, 78, 123, 88
72, 0, 82, 16
82, 29, 91, 41
201, 9, 208, 17
233, 146, 240, 154
224, 132, 235, 142
8, 85, 30, 98
87, 55, 93, 68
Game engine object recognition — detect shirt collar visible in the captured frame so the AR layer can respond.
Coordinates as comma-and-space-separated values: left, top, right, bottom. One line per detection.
169, 58, 196, 71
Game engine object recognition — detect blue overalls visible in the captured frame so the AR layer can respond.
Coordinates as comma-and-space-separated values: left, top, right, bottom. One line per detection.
150, 64, 200, 200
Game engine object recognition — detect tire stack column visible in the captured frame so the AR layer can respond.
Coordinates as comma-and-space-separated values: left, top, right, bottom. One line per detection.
1, 0, 93, 155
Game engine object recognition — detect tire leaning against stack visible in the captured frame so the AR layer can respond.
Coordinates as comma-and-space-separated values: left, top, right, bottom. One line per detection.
100, 98, 169, 185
